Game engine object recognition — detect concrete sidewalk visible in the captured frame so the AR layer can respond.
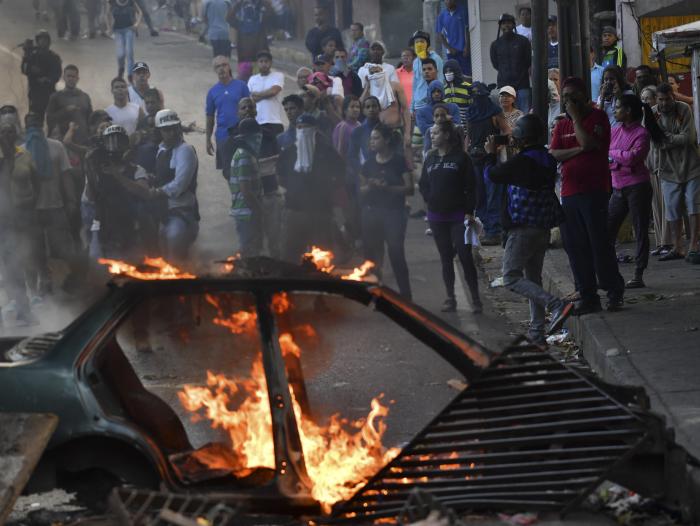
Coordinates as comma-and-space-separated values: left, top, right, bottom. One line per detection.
477, 239, 700, 461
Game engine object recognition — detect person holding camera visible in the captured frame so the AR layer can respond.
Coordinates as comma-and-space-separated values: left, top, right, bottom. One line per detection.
485, 115, 572, 346
20, 30, 62, 125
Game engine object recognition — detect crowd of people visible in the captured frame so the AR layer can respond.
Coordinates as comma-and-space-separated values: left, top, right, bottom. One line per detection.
2, 0, 699, 346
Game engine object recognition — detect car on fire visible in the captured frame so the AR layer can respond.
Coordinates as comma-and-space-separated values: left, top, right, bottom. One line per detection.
0, 256, 492, 513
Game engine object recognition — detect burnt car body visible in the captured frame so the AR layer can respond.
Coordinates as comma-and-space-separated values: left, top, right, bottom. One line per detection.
0, 259, 493, 513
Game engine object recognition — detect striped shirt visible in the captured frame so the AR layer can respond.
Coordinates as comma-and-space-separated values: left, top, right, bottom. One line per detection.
229, 147, 261, 218
444, 80, 473, 126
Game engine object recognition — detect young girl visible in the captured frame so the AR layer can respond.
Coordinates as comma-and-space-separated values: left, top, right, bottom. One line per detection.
419, 121, 482, 312
360, 123, 413, 299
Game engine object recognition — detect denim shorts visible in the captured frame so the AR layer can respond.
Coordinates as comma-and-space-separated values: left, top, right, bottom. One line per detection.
661, 177, 700, 221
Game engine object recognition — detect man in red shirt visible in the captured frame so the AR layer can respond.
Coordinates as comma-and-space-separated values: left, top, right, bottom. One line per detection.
550, 77, 624, 313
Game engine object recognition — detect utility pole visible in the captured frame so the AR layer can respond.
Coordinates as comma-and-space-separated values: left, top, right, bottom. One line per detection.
531, 0, 548, 124
557, 0, 592, 99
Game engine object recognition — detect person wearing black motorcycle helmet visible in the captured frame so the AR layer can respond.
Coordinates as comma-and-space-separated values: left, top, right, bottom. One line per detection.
484, 114, 573, 346
84, 124, 145, 258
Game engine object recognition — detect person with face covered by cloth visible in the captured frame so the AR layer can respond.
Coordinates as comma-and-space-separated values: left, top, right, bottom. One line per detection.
107, 110, 200, 261
20, 30, 62, 125
443, 59, 473, 128
409, 31, 444, 114
484, 115, 573, 346
277, 113, 343, 262
0, 118, 41, 326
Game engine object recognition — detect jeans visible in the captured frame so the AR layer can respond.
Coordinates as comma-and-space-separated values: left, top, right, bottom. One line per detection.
608, 181, 652, 275
429, 220, 481, 307
211, 39, 231, 58
31, 208, 79, 294
85, 0, 102, 36
516, 88, 532, 113
54, 0, 80, 38
361, 206, 411, 299
114, 27, 135, 77
503, 227, 560, 339
0, 213, 39, 318
162, 213, 198, 261
561, 192, 625, 304
234, 215, 263, 257
483, 172, 505, 238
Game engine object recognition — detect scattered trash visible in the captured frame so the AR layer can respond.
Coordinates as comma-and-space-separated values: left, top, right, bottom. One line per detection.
490, 276, 504, 288
497, 512, 539, 525
545, 329, 569, 345
590, 483, 682, 526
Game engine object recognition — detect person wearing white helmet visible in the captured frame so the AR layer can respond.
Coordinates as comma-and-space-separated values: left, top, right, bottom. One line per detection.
111, 109, 199, 261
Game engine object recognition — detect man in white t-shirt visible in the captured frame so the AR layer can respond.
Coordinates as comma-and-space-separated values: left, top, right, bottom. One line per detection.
106, 77, 144, 135
515, 6, 532, 41
247, 50, 285, 136
358, 41, 399, 89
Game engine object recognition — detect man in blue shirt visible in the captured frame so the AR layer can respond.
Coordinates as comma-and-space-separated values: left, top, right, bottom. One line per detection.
205, 55, 250, 179
202, 0, 232, 58
590, 47, 604, 102
436, 0, 471, 77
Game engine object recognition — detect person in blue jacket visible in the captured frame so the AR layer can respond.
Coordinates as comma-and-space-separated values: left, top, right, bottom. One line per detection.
416, 80, 461, 152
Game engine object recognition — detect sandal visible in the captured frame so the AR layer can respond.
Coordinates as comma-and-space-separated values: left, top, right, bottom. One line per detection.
658, 250, 685, 261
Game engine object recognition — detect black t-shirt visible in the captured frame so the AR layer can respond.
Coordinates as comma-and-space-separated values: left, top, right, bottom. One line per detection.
111, 0, 136, 30
361, 154, 407, 210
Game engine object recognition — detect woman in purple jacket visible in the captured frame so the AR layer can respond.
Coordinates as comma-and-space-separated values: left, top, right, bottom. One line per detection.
607, 94, 665, 288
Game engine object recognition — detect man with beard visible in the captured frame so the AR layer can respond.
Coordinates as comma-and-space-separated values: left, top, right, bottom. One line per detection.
0, 118, 40, 326
490, 13, 532, 112
21, 30, 62, 125
277, 114, 343, 261
633, 65, 657, 97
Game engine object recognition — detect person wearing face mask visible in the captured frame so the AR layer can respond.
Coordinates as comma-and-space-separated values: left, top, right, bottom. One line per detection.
331, 49, 363, 98
484, 114, 571, 346
443, 59, 473, 128
276, 113, 343, 261
409, 31, 444, 113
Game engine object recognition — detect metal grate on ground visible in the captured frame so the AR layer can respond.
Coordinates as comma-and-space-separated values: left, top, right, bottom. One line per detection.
327, 341, 651, 523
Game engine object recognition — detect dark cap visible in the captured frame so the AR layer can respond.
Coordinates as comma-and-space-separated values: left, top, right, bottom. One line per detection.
409, 30, 431, 47
132, 61, 149, 73
602, 25, 617, 36
256, 50, 273, 61
314, 54, 331, 65
296, 113, 318, 127
548, 15, 557, 24
499, 13, 516, 25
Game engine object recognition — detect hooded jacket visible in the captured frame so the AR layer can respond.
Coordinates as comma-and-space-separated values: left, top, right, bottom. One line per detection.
416, 80, 462, 137
489, 31, 531, 90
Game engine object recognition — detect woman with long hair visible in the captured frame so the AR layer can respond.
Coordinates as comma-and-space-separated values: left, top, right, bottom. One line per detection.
359, 123, 414, 299
607, 94, 665, 288
598, 65, 634, 125
419, 121, 482, 312
332, 95, 361, 158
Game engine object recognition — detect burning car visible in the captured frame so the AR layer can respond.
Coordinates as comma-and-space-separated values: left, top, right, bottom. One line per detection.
0, 255, 492, 515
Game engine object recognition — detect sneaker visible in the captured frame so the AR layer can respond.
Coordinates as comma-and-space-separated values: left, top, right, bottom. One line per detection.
150, 29, 159, 37
441, 298, 457, 312
425, 228, 433, 236
686, 251, 700, 264
625, 276, 645, 288
547, 301, 573, 334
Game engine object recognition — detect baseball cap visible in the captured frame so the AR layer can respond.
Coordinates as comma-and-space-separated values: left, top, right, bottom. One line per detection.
132, 61, 150, 73
314, 54, 330, 65
154, 109, 181, 128
602, 25, 617, 36
548, 15, 557, 24
499, 13, 516, 25
499, 85, 517, 98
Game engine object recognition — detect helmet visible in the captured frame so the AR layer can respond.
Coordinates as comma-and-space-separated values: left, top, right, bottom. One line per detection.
154, 109, 181, 128
511, 114, 545, 143
35, 29, 51, 44
498, 13, 516, 25
409, 30, 431, 47
102, 124, 129, 155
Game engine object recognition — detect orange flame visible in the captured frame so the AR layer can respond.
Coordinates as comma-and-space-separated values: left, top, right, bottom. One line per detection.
303, 246, 335, 273
303, 246, 375, 282
222, 254, 240, 273
178, 293, 398, 511
99, 257, 196, 280
341, 261, 376, 281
